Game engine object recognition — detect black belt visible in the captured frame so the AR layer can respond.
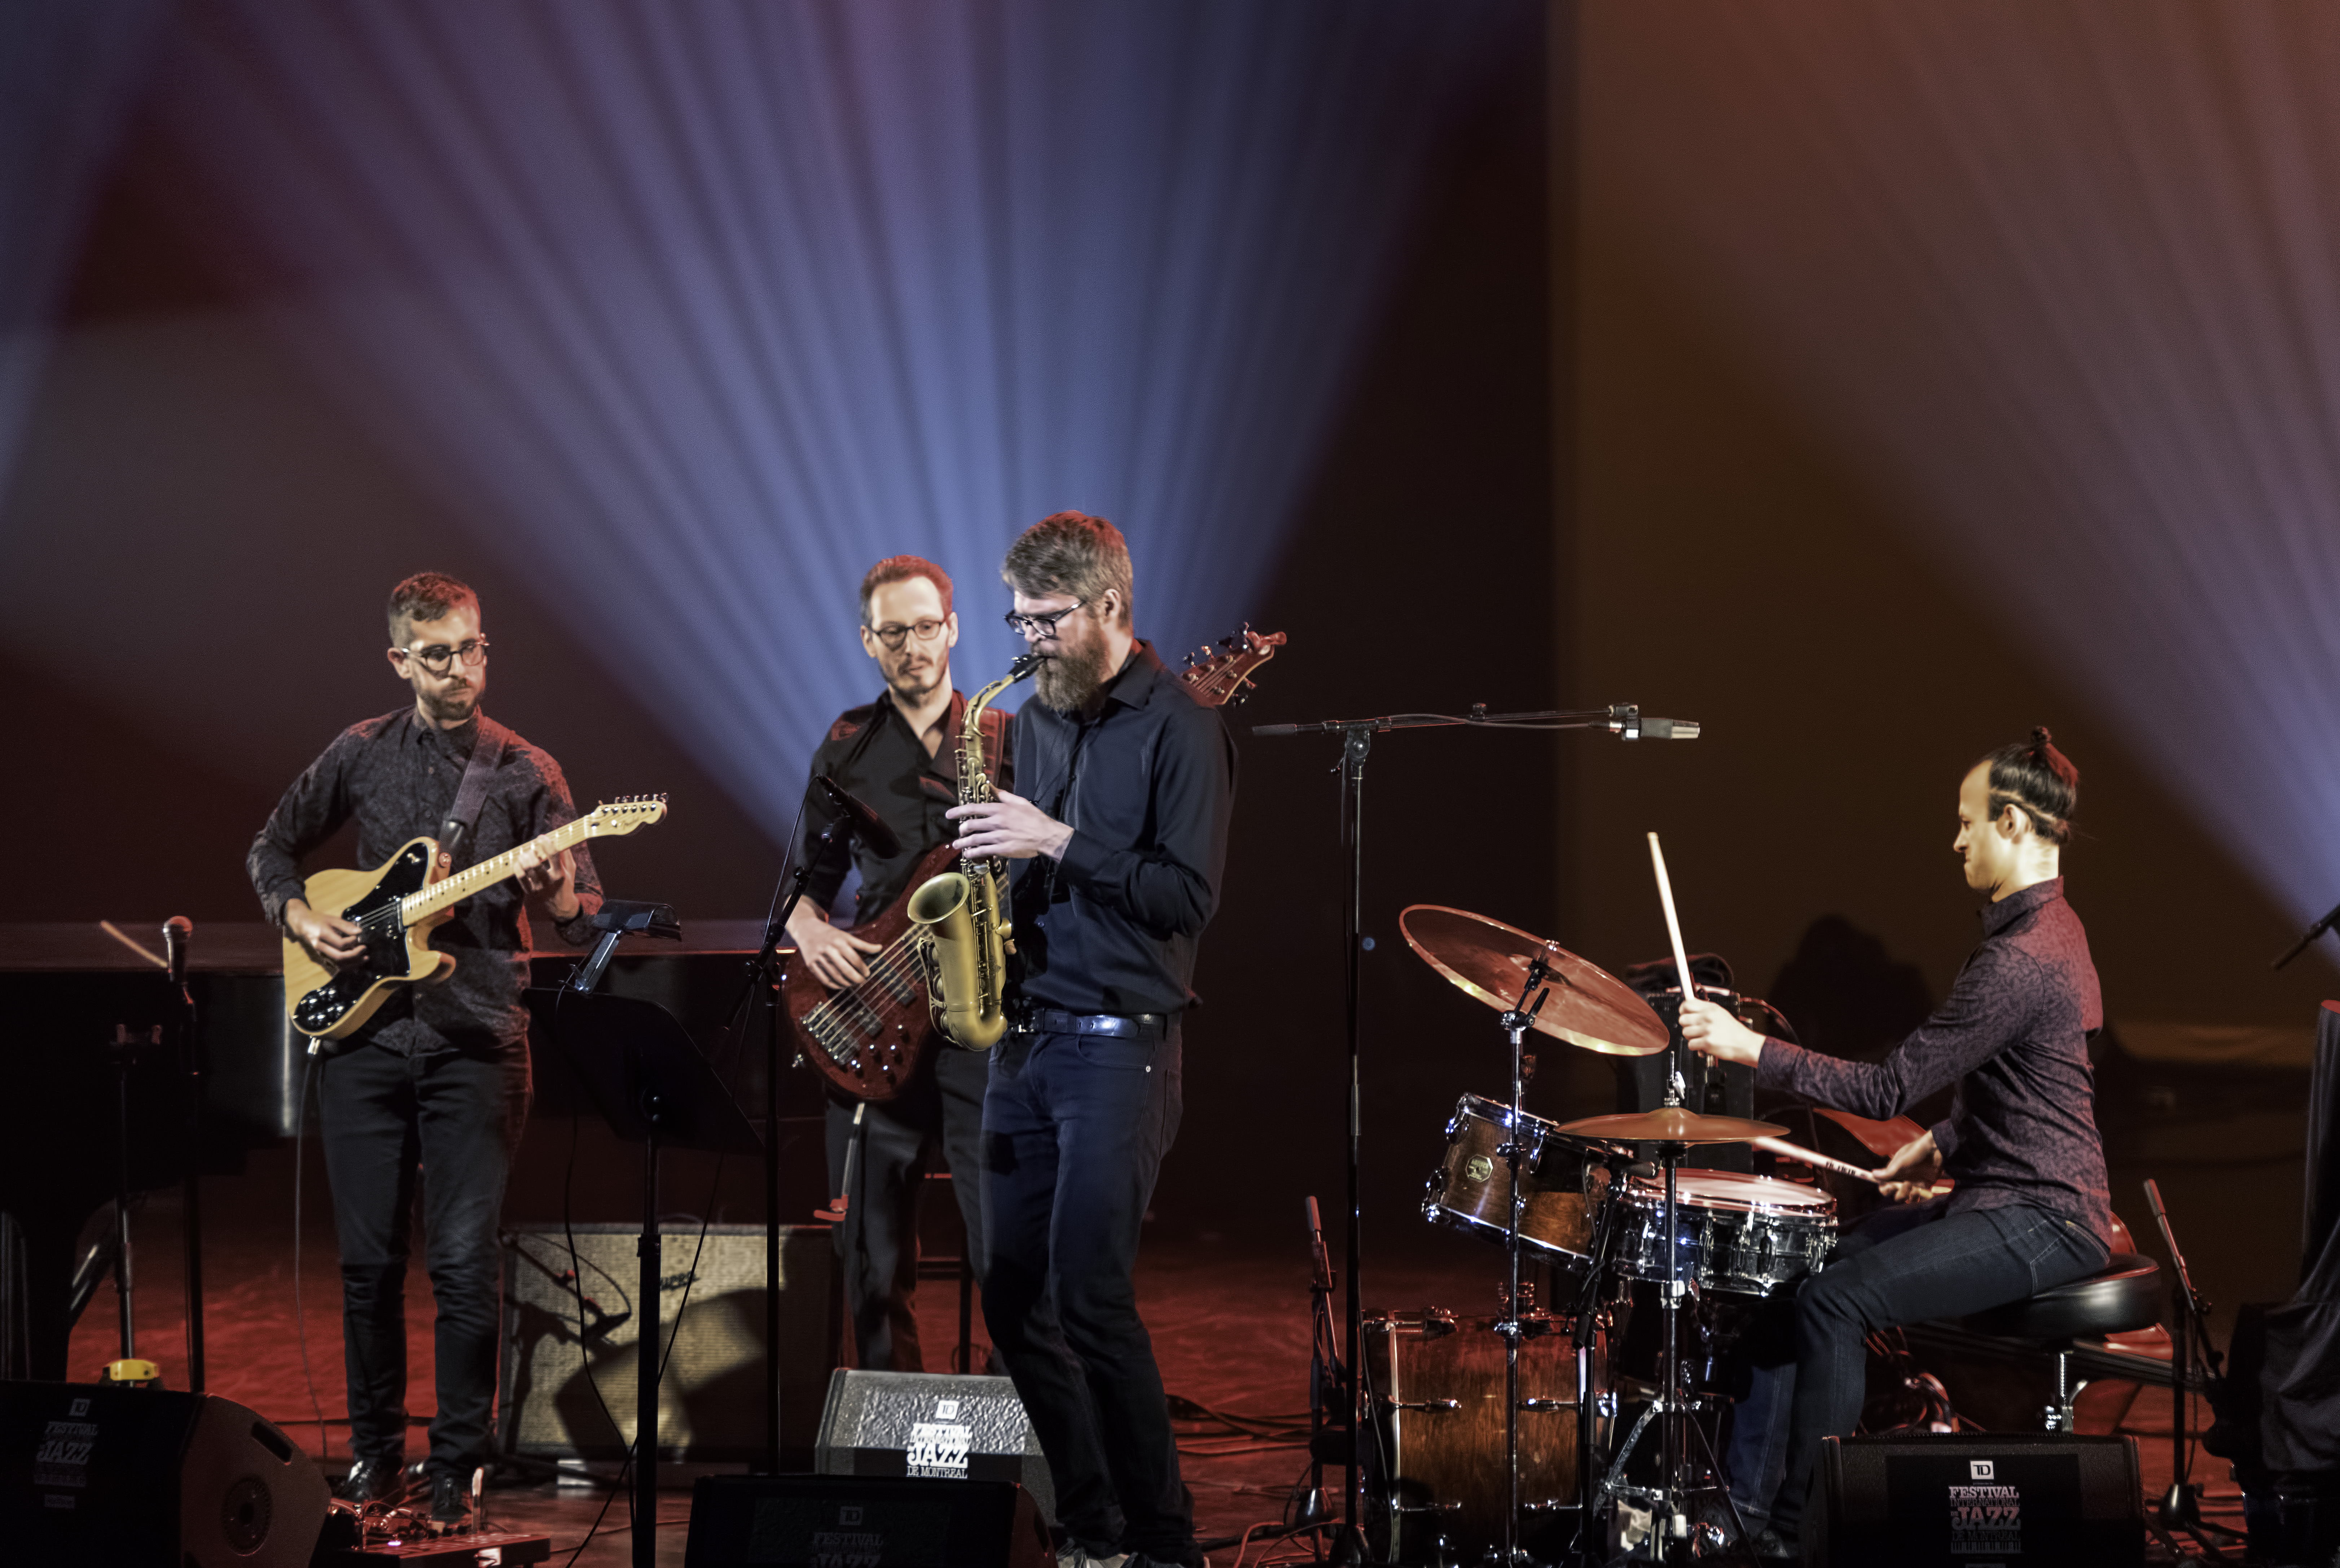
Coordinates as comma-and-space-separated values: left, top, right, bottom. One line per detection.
1013, 1007, 1169, 1041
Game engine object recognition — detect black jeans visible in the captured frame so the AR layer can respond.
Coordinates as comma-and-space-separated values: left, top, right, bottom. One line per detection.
316, 1039, 531, 1479
1727, 1196, 2109, 1535
981, 1020, 1187, 1563
825, 1045, 990, 1370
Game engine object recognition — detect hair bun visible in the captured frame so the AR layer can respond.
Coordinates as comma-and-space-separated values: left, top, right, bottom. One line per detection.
2031, 726, 2054, 750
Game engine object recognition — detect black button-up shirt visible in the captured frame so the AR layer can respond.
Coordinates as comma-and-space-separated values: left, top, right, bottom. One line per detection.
1006, 642, 1237, 1017
792, 688, 1013, 926
247, 708, 604, 1053
1755, 876, 2112, 1243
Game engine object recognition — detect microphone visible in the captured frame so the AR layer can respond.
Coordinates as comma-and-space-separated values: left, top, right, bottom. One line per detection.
163, 916, 192, 987
1608, 705, 1699, 741
814, 775, 901, 858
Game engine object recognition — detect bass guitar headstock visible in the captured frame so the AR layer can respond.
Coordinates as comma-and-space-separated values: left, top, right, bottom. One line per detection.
1179, 625, 1287, 709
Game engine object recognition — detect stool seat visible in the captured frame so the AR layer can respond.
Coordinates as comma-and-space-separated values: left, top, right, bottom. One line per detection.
1958, 1252, 2161, 1341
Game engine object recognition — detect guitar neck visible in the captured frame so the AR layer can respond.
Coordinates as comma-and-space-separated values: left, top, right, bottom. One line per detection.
400, 816, 597, 923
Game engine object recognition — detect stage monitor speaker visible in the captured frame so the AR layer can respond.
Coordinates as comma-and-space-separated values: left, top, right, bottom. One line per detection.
685, 1473, 1053, 1568
814, 1368, 1056, 1525
501, 1222, 839, 1466
0, 1381, 329, 1568
1810, 1431, 2143, 1567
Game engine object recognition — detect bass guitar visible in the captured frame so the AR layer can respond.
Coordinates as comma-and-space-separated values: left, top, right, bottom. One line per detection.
788, 626, 1286, 1099
282, 795, 668, 1040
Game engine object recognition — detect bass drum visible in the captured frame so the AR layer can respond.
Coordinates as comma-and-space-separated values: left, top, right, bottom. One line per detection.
1363, 1309, 1608, 1566
1420, 1094, 1596, 1267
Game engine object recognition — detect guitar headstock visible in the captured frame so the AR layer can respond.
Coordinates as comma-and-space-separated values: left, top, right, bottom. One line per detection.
588, 794, 670, 836
1179, 625, 1287, 709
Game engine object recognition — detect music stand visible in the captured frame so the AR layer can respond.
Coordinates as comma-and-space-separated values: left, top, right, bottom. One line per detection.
525, 988, 763, 1568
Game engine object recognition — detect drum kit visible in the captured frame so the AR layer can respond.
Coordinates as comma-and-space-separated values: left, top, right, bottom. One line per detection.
1378, 842, 1853, 1565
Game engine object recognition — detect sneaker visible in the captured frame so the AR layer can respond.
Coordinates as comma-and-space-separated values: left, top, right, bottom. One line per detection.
335, 1457, 408, 1507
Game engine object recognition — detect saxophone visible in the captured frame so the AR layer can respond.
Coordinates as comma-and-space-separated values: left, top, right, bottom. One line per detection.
907, 653, 1040, 1049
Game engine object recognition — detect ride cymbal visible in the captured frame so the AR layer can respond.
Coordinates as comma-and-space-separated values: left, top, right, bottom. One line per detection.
1399, 904, 1669, 1057
1555, 1106, 1787, 1146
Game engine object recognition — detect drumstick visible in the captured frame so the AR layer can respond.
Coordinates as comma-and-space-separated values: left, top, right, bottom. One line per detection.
1752, 1136, 1887, 1186
1646, 832, 1699, 999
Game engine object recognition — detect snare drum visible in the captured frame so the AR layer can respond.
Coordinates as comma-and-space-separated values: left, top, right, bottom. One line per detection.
1612, 1170, 1834, 1297
1422, 1094, 1595, 1265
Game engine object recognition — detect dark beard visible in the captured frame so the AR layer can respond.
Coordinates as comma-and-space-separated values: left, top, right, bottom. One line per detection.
1034, 642, 1113, 713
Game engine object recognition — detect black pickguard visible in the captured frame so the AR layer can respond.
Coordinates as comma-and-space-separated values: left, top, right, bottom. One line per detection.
290, 842, 436, 1035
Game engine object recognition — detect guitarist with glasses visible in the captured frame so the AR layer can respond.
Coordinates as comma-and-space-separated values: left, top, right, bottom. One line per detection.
246, 571, 602, 1522
785, 555, 1010, 1374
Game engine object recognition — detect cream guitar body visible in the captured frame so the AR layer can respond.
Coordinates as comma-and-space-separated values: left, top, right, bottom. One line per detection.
282, 797, 666, 1040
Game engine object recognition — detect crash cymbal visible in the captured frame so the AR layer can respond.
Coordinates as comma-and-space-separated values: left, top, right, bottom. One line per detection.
1555, 1106, 1788, 1146
1399, 904, 1669, 1057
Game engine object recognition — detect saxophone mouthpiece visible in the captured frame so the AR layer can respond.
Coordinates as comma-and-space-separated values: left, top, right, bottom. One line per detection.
1008, 653, 1043, 680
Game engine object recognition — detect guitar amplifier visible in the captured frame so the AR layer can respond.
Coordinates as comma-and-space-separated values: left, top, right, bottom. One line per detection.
500, 1223, 839, 1466
814, 1369, 1056, 1526
1810, 1432, 2143, 1567
0, 1382, 330, 1568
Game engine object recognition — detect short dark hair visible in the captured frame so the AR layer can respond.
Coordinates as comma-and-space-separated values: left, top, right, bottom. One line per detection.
1981, 727, 2080, 846
386, 572, 480, 646
1000, 511, 1133, 627
860, 555, 953, 623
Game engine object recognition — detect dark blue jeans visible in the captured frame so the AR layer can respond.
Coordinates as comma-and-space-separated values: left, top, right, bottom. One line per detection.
1726, 1196, 2109, 1536
980, 1020, 1187, 1562
317, 1039, 531, 1479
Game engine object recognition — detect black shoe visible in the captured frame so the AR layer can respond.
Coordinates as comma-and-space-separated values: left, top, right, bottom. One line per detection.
429, 1472, 470, 1529
1748, 1525, 1800, 1563
336, 1456, 409, 1506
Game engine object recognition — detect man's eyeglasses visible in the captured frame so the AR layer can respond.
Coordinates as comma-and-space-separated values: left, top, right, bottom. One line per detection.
393, 638, 490, 674
1004, 602, 1085, 638
866, 618, 949, 651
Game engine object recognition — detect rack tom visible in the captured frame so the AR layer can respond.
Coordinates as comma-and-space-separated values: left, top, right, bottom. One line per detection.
1422, 1094, 1595, 1266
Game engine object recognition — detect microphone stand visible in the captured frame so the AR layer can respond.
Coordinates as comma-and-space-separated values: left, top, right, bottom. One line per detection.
1250, 700, 1693, 1555
2272, 895, 2340, 970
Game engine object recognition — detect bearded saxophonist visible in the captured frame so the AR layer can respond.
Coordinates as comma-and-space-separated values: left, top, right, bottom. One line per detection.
945, 513, 1238, 1568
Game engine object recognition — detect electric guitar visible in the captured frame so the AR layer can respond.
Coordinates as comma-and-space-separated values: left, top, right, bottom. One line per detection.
788, 627, 1286, 1099
282, 796, 668, 1040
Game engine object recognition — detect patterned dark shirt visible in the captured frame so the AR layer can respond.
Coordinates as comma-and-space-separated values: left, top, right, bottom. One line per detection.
1754, 877, 2113, 1244
247, 708, 603, 1053
1006, 641, 1237, 1017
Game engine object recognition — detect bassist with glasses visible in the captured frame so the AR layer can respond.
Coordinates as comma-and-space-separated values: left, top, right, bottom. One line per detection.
785, 555, 1010, 1373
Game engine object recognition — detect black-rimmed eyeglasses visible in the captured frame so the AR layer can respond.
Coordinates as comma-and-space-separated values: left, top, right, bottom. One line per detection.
394, 638, 490, 673
866, 618, 949, 651
1004, 602, 1085, 638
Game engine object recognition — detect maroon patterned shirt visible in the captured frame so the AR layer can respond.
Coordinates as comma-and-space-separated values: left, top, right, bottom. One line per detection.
1754, 877, 2113, 1245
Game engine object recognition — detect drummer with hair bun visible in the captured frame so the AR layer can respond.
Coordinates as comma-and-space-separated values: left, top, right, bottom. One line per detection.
1679, 728, 2116, 1562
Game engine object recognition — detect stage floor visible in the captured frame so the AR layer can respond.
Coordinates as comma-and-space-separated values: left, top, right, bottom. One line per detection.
74, 1171, 2245, 1565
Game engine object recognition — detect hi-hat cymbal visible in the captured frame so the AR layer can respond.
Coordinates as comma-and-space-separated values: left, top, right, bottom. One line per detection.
1399, 904, 1669, 1057
1555, 1107, 1788, 1146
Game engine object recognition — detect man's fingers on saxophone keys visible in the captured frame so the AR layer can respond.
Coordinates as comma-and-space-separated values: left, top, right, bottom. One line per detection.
948, 790, 1073, 861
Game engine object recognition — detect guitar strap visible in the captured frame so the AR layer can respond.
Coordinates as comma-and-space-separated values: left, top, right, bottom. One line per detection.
435, 722, 508, 874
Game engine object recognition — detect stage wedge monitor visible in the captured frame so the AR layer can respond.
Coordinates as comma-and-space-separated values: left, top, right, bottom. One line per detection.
501, 1222, 840, 1467
685, 1474, 1053, 1568
0, 1382, 330, 1568
814, 1368, 1056, 1526
1810, 1431, 2143, 1568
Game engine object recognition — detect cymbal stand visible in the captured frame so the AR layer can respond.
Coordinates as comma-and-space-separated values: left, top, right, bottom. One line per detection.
1496, 960, 1554, 1565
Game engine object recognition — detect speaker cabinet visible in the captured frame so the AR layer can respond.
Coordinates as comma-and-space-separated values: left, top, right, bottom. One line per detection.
814, 1369, 1056, 1526
0, 1382, 329, 1568
501, 1222, 840, 1466
685, 1474, 1053, 1568
1811, 1432, 2143, 1567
